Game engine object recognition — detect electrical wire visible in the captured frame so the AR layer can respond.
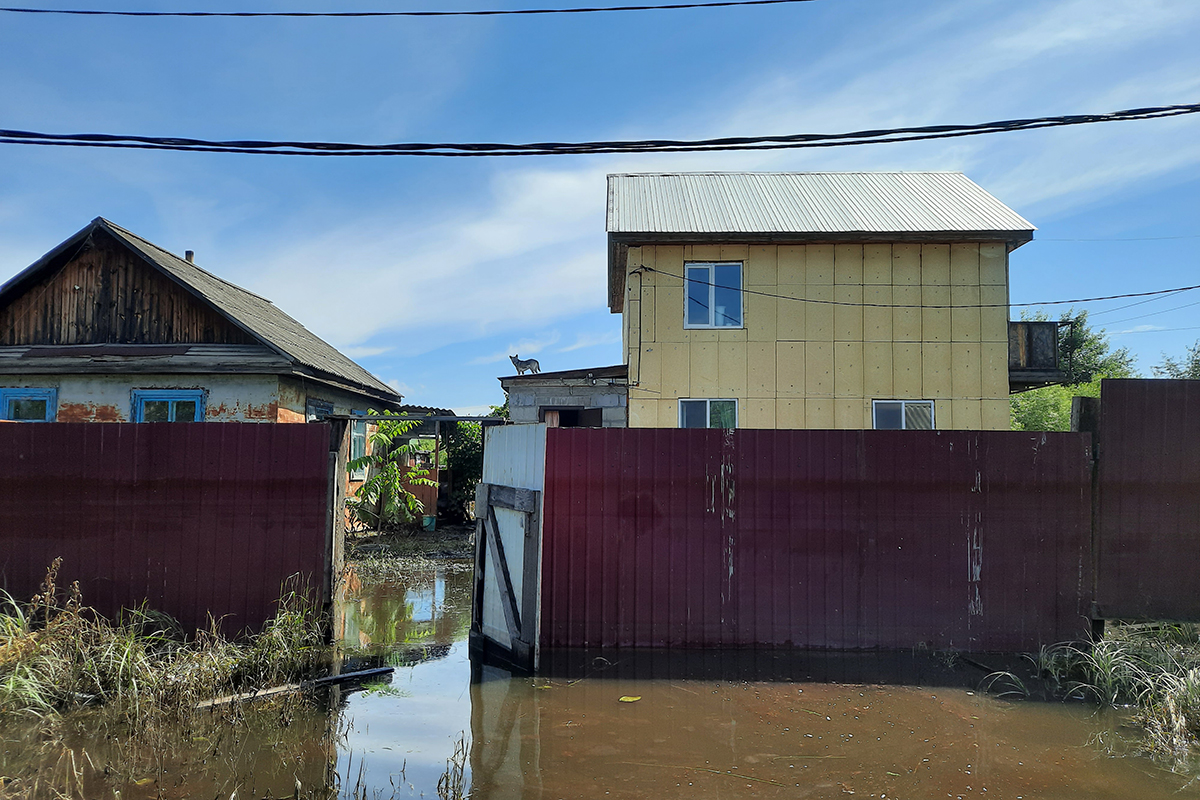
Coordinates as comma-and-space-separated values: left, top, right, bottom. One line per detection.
2, 102, 1198, 157
0, 0, 815, 17
1096, 297, 1200, 326
636, 265, 1200, 310
1111, 325, 1200, 335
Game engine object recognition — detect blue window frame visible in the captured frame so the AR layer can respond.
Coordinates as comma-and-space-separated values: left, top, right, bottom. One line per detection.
132, 389, 206, 422
1, 388, 57, 421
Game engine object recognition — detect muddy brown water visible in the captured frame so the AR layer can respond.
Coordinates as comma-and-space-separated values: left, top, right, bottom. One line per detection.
3, 560, 1197, 799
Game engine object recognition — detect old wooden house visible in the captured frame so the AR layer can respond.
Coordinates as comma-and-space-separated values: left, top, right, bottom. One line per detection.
0, 217, 401, 426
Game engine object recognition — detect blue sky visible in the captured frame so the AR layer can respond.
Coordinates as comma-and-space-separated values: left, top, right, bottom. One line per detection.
2, 0, 1198, 413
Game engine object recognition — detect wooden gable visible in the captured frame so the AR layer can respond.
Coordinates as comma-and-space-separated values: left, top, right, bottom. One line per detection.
0, 228, 257, 347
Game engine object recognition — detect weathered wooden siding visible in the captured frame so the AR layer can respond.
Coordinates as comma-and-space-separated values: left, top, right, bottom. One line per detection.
541, 428, 1093, 652
1096, 379, 1200, 621
0, 229, 255, 346
0, 422, 332, 634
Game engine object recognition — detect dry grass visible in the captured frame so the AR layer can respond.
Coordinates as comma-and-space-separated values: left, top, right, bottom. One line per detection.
0, 559, 327, 723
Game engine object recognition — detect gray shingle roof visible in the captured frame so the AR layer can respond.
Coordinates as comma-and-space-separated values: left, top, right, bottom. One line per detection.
1, 218, 399, 403
98, 219, 399, 402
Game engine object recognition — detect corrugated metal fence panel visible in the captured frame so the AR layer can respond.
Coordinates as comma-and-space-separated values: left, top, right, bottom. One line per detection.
541, 428, 1092, 652
1097, 379, 1200, 620
0, 422, 330, 635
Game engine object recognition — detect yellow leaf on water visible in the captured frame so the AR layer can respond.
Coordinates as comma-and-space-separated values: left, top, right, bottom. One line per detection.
618, 695, 642, 703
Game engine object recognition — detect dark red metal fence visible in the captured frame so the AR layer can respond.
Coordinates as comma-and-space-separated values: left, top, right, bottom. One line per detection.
1096, 379, 1200, 621
0, 423, 332, 635
541, 428, 1093, 652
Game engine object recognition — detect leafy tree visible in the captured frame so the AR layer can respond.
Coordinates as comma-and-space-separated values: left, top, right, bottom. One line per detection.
1011, 309, 1137, 431
442, 403, 508, 522
1153, 340, 1200, 379
1010, 377, 1103, 432
348, 412, 437, 532
443, 421, 482, 523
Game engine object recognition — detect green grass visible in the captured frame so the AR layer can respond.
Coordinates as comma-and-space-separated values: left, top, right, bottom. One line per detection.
0, 558, 327, 723
1031, 623, 1200, 769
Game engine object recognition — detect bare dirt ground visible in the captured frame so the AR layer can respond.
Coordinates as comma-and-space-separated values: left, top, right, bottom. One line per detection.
345, 523, 475, 581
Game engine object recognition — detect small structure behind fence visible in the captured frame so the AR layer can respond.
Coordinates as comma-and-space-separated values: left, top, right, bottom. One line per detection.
0, 422, 338, 635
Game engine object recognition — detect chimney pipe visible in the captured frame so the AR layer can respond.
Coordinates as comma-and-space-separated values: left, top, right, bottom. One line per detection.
185, 250, 194, 263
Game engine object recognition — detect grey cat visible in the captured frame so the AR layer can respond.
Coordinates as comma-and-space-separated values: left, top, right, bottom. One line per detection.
509, 354, 541, 375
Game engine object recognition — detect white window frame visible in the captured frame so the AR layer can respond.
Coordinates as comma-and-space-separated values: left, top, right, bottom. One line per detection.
872, 399, 935, 430
678, 398, 738, 429
349, 410, 368, 481
683, 261, 744, 329
1, 388, 57, 421
131, 389, 205, 422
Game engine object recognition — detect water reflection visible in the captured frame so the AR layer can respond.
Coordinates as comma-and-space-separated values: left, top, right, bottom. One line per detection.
5, 561, 1198, 799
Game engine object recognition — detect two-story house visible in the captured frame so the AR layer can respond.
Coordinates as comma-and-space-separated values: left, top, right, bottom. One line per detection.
607, 172, 1038, 431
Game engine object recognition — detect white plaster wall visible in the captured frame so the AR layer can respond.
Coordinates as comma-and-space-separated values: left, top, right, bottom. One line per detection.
3, 373, 282, 422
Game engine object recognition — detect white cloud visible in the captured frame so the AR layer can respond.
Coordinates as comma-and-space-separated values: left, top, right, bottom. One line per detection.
557, 329, 622, 353
242, 166, 608, 355
469, 331, 561, 366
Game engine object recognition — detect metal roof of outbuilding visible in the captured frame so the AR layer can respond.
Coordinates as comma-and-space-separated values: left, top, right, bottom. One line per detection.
606, 172, 1035, 311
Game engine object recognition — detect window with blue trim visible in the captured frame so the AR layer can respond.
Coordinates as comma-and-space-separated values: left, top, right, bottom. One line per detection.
132, 390, 206, 422
1, 388, 57, 421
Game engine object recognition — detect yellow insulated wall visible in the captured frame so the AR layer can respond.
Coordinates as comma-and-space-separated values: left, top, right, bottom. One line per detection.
623, 242, 1011, 430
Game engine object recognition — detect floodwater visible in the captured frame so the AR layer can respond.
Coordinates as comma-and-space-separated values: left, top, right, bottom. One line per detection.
4, 560, 1199, 799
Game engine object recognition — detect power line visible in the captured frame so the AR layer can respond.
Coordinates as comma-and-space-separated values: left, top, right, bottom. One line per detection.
636, 265, 1200, 309
2, 102, 1198, 157
1112, 325, 1200, 335
1098, 297, 1200, 326
0, 0, 815, 17
1039, 234, 1200, 242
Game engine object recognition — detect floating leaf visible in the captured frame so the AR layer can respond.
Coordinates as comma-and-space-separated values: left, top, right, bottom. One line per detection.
618, 695, 642, 703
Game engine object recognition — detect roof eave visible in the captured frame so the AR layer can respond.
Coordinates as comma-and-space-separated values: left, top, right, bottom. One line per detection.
607, 229, 1034, 313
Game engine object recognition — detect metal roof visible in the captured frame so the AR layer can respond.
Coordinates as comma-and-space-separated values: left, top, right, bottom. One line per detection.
606, 172, 1035, 311
607, 172, 1035, 235
0, 218, 401, 404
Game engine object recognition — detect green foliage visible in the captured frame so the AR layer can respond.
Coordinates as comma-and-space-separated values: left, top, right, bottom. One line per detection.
1010, 377, 1103, 432
1033, 624, 1200, 767
347, 411, 438, 532
1153, 339, 1200, 379
443, 421, 482, 523
490, 398, 510, 419
1011, 309, 1137, 431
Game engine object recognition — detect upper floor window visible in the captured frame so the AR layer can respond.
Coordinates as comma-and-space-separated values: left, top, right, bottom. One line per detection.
873, 400, 934, 430
132, 389, 205, 422
679, 398, 737, 429
1, 388, 57, 421
685, 262, 743, 329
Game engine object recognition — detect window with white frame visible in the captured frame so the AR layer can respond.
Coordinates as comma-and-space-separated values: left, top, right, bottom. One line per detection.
872, 400, 934, 430
685, 262, 743, 328
132, 389, 205, 422
349, 411, 368, 480
679, 398, 737, 429
1, 388, 57, 421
